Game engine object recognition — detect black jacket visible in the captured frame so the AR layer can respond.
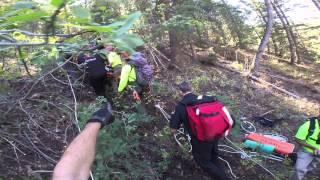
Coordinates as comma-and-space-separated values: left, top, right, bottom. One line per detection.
78, 54, 106, 79
170, 93, 216, 137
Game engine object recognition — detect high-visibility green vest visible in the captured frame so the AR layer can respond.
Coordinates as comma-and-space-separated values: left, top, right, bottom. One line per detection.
295, 117, 320, 153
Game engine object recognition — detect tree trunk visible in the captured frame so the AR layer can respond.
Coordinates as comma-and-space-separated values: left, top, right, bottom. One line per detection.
255, 6, 279, 56
272, 2, 297, 64
253, 0, 273, 73
312, 0, 320, 11
166, 0, 179, 68
275, 2, 301, 63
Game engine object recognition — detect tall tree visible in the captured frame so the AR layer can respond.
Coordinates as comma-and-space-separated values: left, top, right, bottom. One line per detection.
275, 2, 301, 63
272, 2, 298, 64
252, 1, 279, 56
312, 0, 320, 11
253, 0, 273, 73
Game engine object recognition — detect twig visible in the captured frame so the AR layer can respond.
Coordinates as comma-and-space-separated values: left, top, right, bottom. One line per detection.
153, 53, 166, 69
149, 49, 159, 68
31, 170, 53, 174
259, 110, 275, 117
63, 123, 72, 144
26, 98, 69, 114
0, 136, 26, 156
0, 42, 66, 46
0, 29, 92, 38
4, 57, 72, 116
50, 73, 69, 85
149, 46, 171, 62
18, 101, 50, 133
66, 74, 81, 132
23, 131, 57, 164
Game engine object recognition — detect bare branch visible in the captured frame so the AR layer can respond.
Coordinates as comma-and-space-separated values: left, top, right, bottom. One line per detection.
0, 42, 65, 46
0, 29, 93, 38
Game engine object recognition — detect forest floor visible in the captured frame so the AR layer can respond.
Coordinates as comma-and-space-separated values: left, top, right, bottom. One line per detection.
0, 50, 319, 180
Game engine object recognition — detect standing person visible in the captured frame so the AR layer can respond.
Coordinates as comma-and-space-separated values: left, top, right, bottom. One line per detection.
53, 103, 114, 180
291, 114, 320, 180
170, 82, 234, 180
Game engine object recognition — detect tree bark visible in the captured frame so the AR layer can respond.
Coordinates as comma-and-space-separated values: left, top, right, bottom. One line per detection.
272, 2, 298, 64
275, 2, 301, 63
164, 0, 179, 68
312, 0, 320, 11
253, 0, 273, 73
255, 5, 279, 56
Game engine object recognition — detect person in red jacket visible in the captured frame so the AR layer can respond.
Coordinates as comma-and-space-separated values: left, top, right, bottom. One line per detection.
170, 82, 232, 180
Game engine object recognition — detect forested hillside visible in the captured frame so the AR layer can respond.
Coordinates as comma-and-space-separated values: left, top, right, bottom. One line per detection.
0, 0, 319, 179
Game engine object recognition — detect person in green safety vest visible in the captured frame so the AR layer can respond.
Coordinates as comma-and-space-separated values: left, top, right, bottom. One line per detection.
117, 51, 140, 100
291, 112, 320, 180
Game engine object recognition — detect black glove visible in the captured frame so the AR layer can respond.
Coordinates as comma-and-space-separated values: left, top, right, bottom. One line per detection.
87, 103, 114, 128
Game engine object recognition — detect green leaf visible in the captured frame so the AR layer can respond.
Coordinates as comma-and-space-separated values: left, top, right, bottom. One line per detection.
6, 11, 47, 23
51, 0, 64, 7
116, 11, 142, 36
112, 33, 144, 54
72, 6, 91, 23
115, 34, 144, 48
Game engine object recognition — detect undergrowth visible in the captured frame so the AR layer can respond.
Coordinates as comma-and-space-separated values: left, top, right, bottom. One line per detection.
78, 97, 166, 179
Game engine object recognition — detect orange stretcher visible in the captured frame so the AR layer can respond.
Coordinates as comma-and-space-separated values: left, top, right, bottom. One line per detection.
246, 133, 295, 154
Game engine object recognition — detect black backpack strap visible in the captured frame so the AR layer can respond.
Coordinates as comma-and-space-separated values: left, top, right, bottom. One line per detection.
306, 117, 316, 140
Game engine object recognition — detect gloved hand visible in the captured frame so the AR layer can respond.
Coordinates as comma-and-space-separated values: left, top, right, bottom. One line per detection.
132, 90, 141, 102
87, 103, 114, 128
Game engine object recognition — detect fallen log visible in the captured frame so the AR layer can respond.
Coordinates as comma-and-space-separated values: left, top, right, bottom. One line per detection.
213, 60, 300, 99
267, 74, 320, 94
248, 75, 300, 99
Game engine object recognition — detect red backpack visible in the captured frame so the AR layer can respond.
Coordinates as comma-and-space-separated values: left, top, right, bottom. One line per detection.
186, 97, 234, 141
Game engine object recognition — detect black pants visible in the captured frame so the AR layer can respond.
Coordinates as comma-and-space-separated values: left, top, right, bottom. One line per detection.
191, 138, 230, 180
89, 76, 106, 96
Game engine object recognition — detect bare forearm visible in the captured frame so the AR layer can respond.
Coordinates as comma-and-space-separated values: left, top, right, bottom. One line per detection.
53, 123, 101, 180
296, 139, 317, 151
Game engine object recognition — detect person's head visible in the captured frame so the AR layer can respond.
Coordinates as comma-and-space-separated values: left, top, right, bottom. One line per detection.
177, 81, 192, 95
121, 51, 130, 61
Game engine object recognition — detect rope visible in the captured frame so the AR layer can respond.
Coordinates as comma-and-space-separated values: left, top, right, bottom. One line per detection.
155, 104, 192, 152
240, 120, 256, 133
224, 137, 278, 179
218, 157, 237, 179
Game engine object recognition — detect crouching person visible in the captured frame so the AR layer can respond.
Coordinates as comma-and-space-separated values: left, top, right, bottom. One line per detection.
77, 53, 108, 96
291, 115, 320, 180
170, 82, 234, 180
117, 52, 152, 101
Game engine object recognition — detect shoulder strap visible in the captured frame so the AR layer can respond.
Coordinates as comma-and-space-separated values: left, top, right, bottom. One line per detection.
315, 118, 320, 144
306, 117, 316, 140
